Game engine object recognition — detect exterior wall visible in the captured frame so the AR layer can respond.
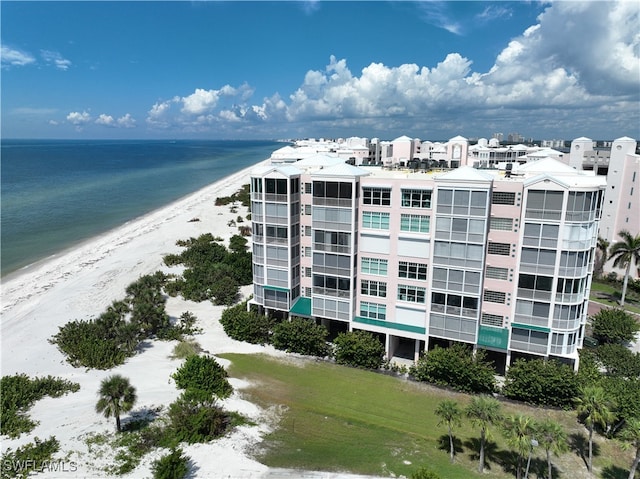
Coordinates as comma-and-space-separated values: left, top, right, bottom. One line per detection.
250, 147, 607, 370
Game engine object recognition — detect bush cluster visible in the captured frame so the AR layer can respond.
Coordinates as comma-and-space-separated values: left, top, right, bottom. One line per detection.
214, 184, 250, 207
591, 308, 640, 345
271, 317, 331, 357
1, 374, 80, 438
1, 436, 60, 479
163, 234, 252, 306
502, 358, 579, 409
220, 301, 275, 345
171, 355, 233, 402
333, 330, 386, 369
50, 273, 186, 369
151, 448, 190, 479
409, 344, 495, 394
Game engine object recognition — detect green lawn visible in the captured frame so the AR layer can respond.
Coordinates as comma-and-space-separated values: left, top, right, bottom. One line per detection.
220, 353, 632, 479
590, 280, 640, 315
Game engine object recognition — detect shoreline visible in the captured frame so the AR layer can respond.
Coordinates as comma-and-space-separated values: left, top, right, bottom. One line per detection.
1, 158, 270, 315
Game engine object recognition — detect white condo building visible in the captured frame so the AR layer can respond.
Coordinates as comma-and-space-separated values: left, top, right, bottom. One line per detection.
249, 136, 613, 371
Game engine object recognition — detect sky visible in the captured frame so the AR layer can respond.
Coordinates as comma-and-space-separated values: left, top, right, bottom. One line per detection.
2, 1, 639, 141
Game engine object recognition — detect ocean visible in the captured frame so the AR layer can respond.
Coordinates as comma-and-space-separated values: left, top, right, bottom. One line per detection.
1, 139, 281, 277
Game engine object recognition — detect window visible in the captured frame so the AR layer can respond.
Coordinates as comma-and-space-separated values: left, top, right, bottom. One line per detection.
399, 261, 428, 280
304, 183, 312, 194
432, 267, 481, 292
313, 181, 352, 199
518, 274, 553, 292
486, 266, 509, 280
522, 248, 557, 266
400, 214, 430, 233
361, 280, 387, 297
313, 274, 351, 297
305, 267, 312, 277
398, 284, 426, 303
362, 187, 391, 205
431, 292, 479, 316
492, 191, 516, 205
490, 217, 513, 231
481, 313, 503, 327
304, 246, 311, 257
437, 188, 488, 216
362, 211, 390, 230
265, 178, 287, 195
361, 257, 388, 275
483, 290, 507, 303
302, 204, 311, 215
360, 301, 386, 320
266, 225, 288, 240
401, 189, 432, 208
525, 190, 563, 220
487, 242, 511, 255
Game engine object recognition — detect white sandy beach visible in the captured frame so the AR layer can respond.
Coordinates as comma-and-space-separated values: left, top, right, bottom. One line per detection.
0, 160, 386, 479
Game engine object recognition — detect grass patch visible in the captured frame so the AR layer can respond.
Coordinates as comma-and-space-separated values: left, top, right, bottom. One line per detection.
170, 339, 202, 359
590, 280, 640, 314
221, 353, 631, 478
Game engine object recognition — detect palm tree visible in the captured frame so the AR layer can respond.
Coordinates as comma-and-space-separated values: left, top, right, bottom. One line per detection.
619, 418, 640, 479
501, 414, 537, 479
537, 418, 568, 479
466, 395, 502, 473
609, 230, 640, 306
96, 374, 137, 432
435, 399, 462, 463
595, 236, 610, 279
574, 385, 616, 473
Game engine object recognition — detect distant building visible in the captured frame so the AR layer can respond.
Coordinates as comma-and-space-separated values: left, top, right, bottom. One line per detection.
249, 140, 607, 370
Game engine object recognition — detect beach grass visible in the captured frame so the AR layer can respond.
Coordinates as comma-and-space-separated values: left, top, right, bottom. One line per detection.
221, 353, 631, 479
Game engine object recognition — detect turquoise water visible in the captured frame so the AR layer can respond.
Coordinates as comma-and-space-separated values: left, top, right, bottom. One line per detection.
1, 139, 280, 276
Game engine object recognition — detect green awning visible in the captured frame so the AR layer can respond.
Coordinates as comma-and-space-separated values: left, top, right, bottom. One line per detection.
290, 297, 312, 317
511, 323, 550, 333
354, 316, 426, 335
477, 326, 509, 350
263, 285, 289, 293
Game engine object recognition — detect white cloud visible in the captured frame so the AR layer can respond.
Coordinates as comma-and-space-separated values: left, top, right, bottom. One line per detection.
40, 50, 71, 70
1, 45, 36, 68
143, 1, 638, 139
117, 114, 136, 128
95, 114, 115, 126
66, 111, 91, 125
415, 2, 463, 35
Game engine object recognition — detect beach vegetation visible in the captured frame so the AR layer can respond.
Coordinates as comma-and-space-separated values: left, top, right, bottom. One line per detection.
410, 467, 442, 479
333, 330, 385, 369
171, 355, 233, 401
575, 385, 616, 473
500, 414, 537, 479
215, 184, 250, 207
0, 436, 60, 479
590, 308, 640, 345
96, 375, 137, 433
434, 399, 462, 463
609, 230, 640, 306
162, 233, 252, 305
465, 396, 502, 473
151, 448, 191, 479
0, 374, 80, 438
220, 301, 275, 345
171, 340, 202, 359
409, 344, 496, 394
271, 317, 331, 358
502, 358, 580, 409
51, 273, 183, 369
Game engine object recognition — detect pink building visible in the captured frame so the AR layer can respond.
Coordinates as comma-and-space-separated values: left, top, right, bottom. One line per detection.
250, 144, 607, 371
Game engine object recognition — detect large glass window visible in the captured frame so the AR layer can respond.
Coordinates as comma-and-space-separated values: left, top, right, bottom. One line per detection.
361, 280, 387, 297
526, 190, 563, 220
400, 214, 430, 233
362, 187, 391, 206
362, 211, 390, 230
401, 189, 432, 208
361, 257, 388, 275
265, 178, 287, 194
360, 302, 386, 320
314, 181, 352, 199
399, 261, 428, 280
398, 285, 426, 303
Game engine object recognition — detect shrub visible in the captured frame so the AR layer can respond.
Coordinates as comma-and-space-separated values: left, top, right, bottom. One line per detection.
333, 331, 385, 369
151, 448, 190, 479
166, 393, 229, 443
1, 436, 60, 478
220, 302, 275, 345
171, 355, 232, 401
591, 308, 640, 344
595, 343, 640, 378
502, 358, 580, 408
411, 467, 442, 479
272, 317, 330, 357
1, 374, 80, 438
171, 340, 202, 359
409, 344, 496, 394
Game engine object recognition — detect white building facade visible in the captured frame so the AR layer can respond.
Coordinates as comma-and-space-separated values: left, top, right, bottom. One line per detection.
250, 146, 607, 370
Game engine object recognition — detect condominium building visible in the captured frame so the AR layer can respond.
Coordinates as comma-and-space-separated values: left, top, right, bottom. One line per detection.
249, 146, 607, 371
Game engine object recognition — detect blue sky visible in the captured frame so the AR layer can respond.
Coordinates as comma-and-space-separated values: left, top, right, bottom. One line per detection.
2, 1, 639, 141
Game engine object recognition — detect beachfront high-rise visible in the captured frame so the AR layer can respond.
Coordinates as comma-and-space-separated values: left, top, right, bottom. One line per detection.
249, 137, 608, 371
